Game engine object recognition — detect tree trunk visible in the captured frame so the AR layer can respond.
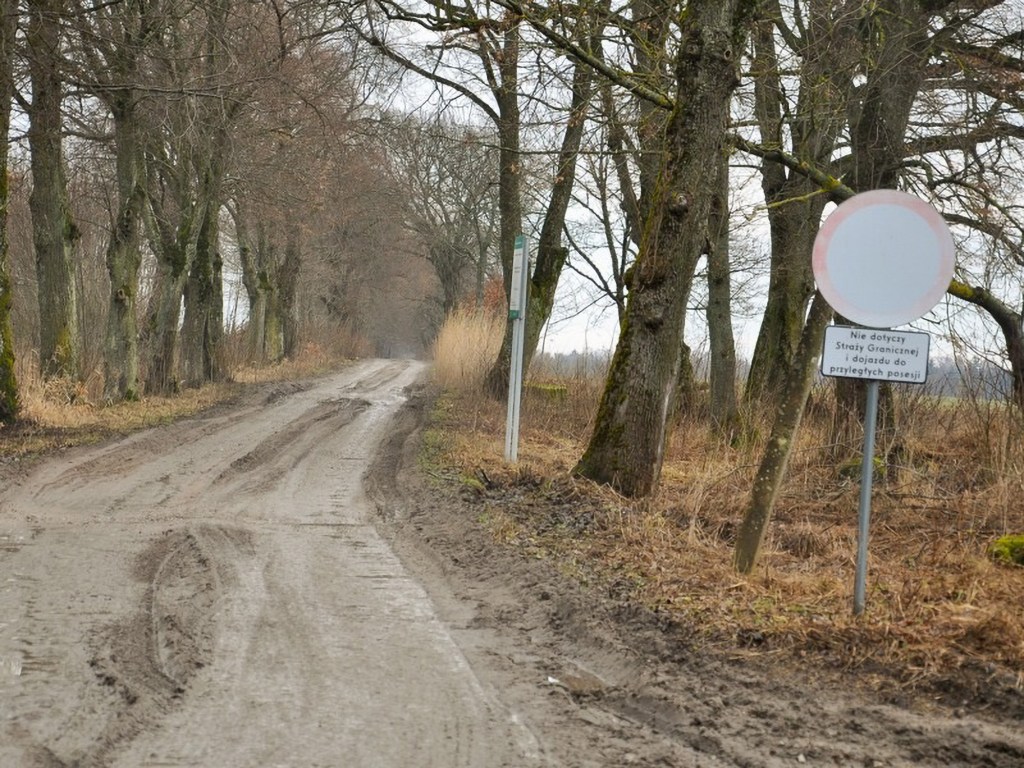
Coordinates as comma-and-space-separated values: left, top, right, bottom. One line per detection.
746, 2, 860, 403
234, 210, 268, 361
181, 178, 225, 388
144, 183, 206, 395
482, 21, 524, 397
103, 99, 146, 401
246, 261, 270, 360
27, 0, 80, 379
146, 246, 194, 394
706, 152, 737, 433
432, 243, 466, 318
734, 291, 833, 573
0, 0, 20, 420
575, 0, 757, 497
745, 183, 823, 402
279, 225, 300, 359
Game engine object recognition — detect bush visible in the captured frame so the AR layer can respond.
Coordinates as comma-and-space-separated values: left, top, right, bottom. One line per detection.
989, 534, 1024, 566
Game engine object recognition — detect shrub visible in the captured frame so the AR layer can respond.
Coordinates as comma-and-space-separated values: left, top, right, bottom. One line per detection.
989, 534, 1024, 566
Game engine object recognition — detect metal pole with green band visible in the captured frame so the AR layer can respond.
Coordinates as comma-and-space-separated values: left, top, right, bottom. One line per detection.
505, 235, 530, 462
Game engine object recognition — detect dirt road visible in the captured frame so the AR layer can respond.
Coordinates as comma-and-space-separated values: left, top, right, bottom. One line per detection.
1, 359, 1021, 767
1, 361, 536, 766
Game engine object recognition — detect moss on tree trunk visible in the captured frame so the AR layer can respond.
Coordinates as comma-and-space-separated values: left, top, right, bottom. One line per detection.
0, 0, 18, 421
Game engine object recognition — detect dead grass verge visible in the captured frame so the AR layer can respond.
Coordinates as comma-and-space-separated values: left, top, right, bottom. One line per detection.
425, 376, 1024, 709
0, 345, 347, 459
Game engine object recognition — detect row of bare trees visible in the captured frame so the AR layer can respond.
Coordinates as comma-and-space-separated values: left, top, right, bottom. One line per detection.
0, 0, 486, 417
352, 0, 1024, 570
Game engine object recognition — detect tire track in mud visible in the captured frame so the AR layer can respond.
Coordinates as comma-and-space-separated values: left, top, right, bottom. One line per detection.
2, 361, 545, 767
69, 526, 254, 768
214, 397, 371, 494
10, 369, 398, 524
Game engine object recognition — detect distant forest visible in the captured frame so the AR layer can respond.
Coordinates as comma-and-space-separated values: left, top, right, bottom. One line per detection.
537, 350, 1017, 403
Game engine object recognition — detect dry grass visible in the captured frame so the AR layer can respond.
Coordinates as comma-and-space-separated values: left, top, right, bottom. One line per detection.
430, 307, 505, 391
1, 342, 345, 459
429, 314, 1024, 701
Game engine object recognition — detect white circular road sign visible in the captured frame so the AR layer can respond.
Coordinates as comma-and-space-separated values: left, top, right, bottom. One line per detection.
812, 189, 955, 328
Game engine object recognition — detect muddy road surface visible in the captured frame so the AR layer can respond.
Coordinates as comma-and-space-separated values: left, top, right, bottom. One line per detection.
1, 360, 535, 767
1, 359, 1022, 767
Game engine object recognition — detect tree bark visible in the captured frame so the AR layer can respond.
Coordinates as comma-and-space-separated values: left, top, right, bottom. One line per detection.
575, 0, 757, 497
735, 291, 833, 573
27, 0, 80, 379
103, 98, 147, 401
181, 163, 226, 388
234, 210, 267, 361
0, 0, 20, 420
279, 225, 301, 359
706, 152, 737, 433
143, 168, 206, 395
482, 20, 523, 398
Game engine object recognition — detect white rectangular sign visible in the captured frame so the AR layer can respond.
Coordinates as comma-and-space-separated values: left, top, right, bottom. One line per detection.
509, 235, 529, 317
821, 325, 930, 383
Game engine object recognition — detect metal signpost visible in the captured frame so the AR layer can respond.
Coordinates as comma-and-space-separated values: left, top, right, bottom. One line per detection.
505, 235, 530, 462
812, 190, 954, 615
820, 326, 931, 613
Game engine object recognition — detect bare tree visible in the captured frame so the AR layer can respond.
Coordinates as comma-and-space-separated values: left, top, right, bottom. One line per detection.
734, 0, 1024, 571
575, 0, 759, 497
486, 11, 604, 396
24, 0, 80, 379
355, 0, 602, 396
65, 0, 165, 400
138, 0, 292, 391
356, 0, 526, 370
383, 115, 500, 317
744, 0, 861, 404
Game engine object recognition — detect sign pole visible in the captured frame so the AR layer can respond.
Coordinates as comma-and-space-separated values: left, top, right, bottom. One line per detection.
505, 236, 530, 462
854, 379, 880, 616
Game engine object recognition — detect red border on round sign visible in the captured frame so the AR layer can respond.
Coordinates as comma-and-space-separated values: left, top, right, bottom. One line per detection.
812, 190, 955, 328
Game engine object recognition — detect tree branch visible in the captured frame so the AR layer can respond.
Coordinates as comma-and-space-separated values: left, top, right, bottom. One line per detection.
486, 0, 674, 110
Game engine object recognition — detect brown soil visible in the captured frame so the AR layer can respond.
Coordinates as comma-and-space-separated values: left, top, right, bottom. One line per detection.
1, 360, 1021, 767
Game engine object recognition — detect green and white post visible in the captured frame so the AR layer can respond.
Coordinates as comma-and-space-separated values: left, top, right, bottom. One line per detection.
505, 235, 530, 462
